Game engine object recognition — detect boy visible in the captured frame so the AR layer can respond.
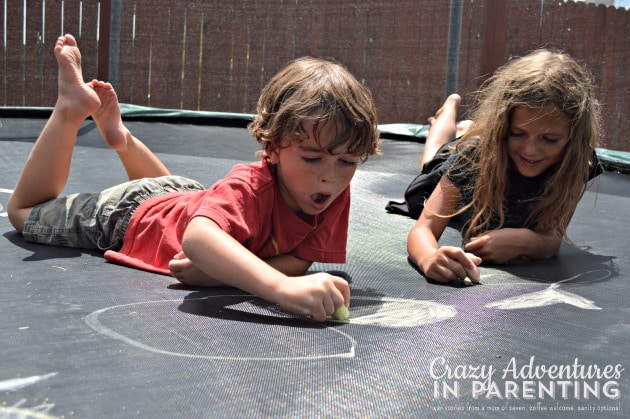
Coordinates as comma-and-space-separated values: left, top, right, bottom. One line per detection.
7, 35, 380, 321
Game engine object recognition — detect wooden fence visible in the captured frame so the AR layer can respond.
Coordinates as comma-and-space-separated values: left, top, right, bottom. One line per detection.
1, 0, 629, 151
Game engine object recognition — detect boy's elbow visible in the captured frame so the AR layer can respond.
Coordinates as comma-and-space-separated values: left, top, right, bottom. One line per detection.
181, 217, 209, 256
6, 198, 27, 233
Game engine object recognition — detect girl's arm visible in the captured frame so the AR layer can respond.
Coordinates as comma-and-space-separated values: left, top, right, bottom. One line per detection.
407, 177, 481, 283
464, 227, 561, 263
175, 216, 349, 321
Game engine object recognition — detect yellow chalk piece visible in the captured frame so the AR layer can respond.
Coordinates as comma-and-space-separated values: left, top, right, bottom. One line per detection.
332, 305, 350, 321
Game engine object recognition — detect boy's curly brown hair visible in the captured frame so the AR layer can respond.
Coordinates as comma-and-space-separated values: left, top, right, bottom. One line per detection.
248, 57, 381, 162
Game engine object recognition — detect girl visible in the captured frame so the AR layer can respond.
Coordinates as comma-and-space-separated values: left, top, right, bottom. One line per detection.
401, 49, 603, 284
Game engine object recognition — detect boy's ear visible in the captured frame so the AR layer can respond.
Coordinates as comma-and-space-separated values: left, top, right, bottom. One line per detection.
265, 142, 281, 164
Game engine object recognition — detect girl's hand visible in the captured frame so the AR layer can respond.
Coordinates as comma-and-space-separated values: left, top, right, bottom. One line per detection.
274, 273, 350, 322
420, 246, 481, 284
465, 228, 561, 263
465, 231, 515, 263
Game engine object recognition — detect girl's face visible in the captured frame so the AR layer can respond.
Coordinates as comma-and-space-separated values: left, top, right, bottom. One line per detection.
506, 106, 571, 178
268, 119, 360, 216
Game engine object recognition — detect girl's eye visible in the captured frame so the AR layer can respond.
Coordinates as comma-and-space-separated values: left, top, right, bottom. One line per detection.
509, 130, 525, 137
341, 159, 358, 167
542, 137, 561, 144
302, 157, 320, 164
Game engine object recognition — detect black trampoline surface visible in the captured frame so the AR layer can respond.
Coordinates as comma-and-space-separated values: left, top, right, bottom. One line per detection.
1, 117, 628, 418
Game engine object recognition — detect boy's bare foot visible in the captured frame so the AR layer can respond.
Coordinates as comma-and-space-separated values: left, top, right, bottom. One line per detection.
90, 80, 128, 150
54, 34, 100, 122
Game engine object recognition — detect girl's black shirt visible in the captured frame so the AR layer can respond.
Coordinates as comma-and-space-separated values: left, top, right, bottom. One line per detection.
446, 142, 603, 230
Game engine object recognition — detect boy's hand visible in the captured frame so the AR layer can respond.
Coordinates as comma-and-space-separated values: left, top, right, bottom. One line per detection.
275, 273, 350, 322
420, 246, 481, 284
169, 251, 223, 287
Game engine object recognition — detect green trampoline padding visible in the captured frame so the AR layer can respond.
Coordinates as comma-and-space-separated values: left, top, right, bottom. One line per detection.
2, 106, 629, 173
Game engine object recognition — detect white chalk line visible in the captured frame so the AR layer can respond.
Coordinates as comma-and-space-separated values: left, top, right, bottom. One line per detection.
0, 188, 11, 217
482, 269, 610, 310
0, 406, 57, 419
85, 295, 357, 362
0, 373, 57, 392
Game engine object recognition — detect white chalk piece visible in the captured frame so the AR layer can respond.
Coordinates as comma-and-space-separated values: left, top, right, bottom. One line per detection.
332, 305, 350, 321
464, 266, 480, 283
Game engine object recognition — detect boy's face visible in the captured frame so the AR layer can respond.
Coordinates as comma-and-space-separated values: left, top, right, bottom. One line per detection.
268, 120, 360, 216
506, 106, 570, 178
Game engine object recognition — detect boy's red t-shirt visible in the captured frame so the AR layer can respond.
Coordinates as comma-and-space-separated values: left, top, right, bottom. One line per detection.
104, 160, 350, 275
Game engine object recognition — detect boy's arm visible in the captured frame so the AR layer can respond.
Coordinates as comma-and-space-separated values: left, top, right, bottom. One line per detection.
168, 253, 312, 283
464, 228, 561, 263
179, 216, 349, 321
263, 255, 313, 277
407, 177, 481, 283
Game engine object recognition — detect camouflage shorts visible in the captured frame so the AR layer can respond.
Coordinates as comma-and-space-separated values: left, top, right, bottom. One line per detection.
22, 176, 205, 251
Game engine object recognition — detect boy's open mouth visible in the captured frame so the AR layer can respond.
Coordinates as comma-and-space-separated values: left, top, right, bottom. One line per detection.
312, 193, 330, 205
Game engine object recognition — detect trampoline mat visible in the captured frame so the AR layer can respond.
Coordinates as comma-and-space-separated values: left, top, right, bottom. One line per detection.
1, 117, 628, 418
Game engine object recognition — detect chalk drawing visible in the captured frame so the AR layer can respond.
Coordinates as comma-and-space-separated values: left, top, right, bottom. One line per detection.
84, 270, 611, 360
329, 297, 457, 328
0, 374, 57, 392
0, 188, 11, 217
85, 296, 356, 361
85, 295, 457, 361
485, 270, 608, 310
0, 401, 57, 419
0, 375, 58, 419
0, 405, 56, 419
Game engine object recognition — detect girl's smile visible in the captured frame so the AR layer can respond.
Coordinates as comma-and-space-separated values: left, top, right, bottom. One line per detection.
506, 106, 570, 178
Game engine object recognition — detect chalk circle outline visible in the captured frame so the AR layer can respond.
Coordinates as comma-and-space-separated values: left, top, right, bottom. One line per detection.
85, 296, 456, 361
86, 295, 356, 361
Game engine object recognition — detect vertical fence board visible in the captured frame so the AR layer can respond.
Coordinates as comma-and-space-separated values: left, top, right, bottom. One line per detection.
23, 0, 44, 106
226, 1, 253, 113
196, 2, 235, 112
121, 0, 153, 105
78, 0, 101, 83
5, 0, 26, 106
42, 0, 63, 106
458, 0, 485, 116
178, 0, 202, 110
116, 0, 138, 101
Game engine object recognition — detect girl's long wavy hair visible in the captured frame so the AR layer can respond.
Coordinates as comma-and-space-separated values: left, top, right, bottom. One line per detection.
248, 57, 381, 161
454, 49, 602, 241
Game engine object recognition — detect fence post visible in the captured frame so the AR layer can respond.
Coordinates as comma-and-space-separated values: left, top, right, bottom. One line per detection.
445, 0, 463, 97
